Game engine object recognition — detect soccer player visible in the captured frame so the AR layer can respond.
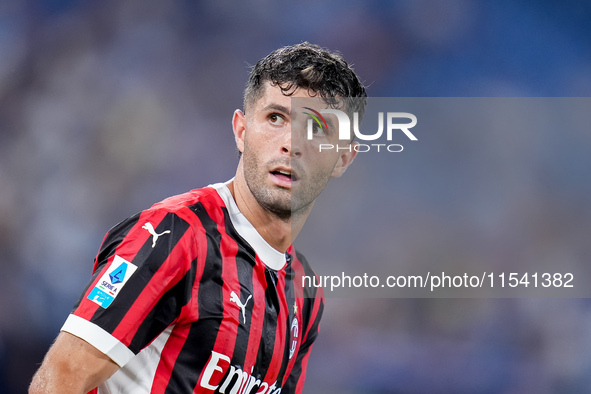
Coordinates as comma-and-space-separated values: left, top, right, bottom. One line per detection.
29, 42, 366, 394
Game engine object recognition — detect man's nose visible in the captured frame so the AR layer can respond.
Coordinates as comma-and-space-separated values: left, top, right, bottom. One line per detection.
282, 128, 302, 158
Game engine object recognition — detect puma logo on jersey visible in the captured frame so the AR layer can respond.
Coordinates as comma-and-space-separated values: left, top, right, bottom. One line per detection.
142, 222, 171, 248
230, 291, 252, 324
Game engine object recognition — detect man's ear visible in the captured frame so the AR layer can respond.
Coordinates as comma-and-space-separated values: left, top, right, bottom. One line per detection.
331, 141, 359, 178
232, 109, 247, 153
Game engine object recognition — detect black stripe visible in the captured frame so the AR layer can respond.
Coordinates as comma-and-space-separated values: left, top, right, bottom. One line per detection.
254, 268, 280, 378
306, 300, 323, 346
295, 251, 324, 384
98, 212, 143, 267
129, 257, 198, 353
221, 205, 258, 370
295, 251, 318, 300
220, 206, 257, 264
276, 264, 295, 385
90, 212, 191, 334
229, 241, 255, 367
72, 213, 141, 310
164, 202, 225, 393
282, 252, 323, 389
294, 251, 320, 340
220, 205, 276, 379
283, 300, 324, 391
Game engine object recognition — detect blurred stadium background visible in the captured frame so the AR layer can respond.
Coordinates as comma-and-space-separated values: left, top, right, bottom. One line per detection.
1, 0, 591, 392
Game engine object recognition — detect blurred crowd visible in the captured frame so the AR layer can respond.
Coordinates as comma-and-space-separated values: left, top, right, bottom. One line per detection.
1, 0, 591, 392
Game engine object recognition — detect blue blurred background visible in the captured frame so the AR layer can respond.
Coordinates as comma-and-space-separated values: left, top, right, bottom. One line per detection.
1, 0, 591, 392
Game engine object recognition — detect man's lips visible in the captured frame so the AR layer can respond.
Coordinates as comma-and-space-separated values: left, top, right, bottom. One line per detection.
269, 166, 298, 187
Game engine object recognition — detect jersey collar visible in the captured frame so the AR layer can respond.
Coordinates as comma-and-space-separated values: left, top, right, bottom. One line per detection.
209, 180, 287, 271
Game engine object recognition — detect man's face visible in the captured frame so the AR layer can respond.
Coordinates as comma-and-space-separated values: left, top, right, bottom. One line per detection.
234, 82, 356, 220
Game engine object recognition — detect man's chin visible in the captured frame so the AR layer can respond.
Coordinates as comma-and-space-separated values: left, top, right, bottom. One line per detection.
262, 202, 292, 221
252, 189, 291, 219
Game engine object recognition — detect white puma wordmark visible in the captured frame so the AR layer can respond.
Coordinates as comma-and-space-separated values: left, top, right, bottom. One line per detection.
230, 291, 252, 324
142, 222, 171, 248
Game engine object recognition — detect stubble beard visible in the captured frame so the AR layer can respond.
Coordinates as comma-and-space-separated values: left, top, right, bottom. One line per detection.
243, 149, 293, 221
243, 154, 332, 224
243, 151, 330, 223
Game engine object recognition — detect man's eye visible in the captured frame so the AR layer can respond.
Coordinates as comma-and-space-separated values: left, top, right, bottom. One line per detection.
269, 113, 285, 125
311, 122, 327, 136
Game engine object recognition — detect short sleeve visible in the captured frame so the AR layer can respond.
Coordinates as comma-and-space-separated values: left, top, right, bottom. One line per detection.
61, 208, 197, 367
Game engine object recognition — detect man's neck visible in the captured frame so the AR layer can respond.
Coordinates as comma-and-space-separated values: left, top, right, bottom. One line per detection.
227, 174, 309, 253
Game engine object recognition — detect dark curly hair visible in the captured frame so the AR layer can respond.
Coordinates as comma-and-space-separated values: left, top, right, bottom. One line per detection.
244, 42, 367, 118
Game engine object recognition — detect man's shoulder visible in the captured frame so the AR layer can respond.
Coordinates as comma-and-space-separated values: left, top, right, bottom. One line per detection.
292, 248, 312, 271
149, 185, 222, 214
97, 186, 226, 267
289, 247, 318, 273
289, 247, 325, 299
106, 185, 225, 238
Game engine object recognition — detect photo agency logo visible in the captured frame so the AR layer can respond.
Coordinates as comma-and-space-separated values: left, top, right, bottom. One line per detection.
303, 106, 418, 152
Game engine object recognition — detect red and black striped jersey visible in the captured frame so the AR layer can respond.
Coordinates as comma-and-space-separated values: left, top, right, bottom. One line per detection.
61, 181, 324, 394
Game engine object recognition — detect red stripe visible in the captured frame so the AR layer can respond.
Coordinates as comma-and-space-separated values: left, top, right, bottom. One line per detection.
150, 324, 192, 394
91, 233, 109, 272
149, 208, 209, 393
261, 267, 289, 386
242, 261, 267, 371
282, 298, 306, 382
281, 247, 324, 388
290, 249, 316, 344
74, 209, 168, 321
281, 250, 306, 384
194, 195, 242, 392
304, 285, 323, 344
176, 207, 209, 324
111, 210, 198, 346
111, 209, 170, 269
289, 248, 305, 299
292, 249, 323, 345
294, 342, 315, 394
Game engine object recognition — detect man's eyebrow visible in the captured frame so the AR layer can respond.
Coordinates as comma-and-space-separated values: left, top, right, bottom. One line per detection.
322, 115, 335, 130
262, 104, 290, 114
263, 103, 337, 130
296, 106, 337, 130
